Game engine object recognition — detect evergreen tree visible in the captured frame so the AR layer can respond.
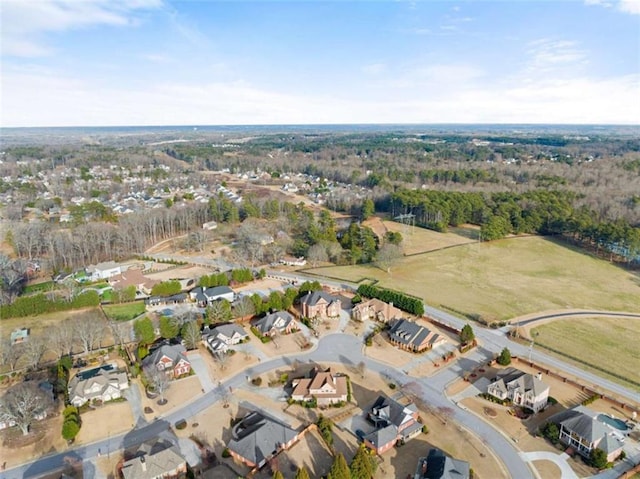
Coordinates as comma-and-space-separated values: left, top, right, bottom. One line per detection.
327, 453, 350, 479
294, 466, 311, 479
272, 471, 284, 479
349, 444, 376, 479
459, 324, 475, 344
497, 347, 512, 365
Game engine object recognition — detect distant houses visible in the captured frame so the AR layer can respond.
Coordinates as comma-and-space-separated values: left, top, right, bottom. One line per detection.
10, 327, 30, 345
86, 261, 122, 281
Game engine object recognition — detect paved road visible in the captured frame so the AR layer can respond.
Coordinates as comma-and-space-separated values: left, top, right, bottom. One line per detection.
1, 334, 532, 479
514, 310, 640, 326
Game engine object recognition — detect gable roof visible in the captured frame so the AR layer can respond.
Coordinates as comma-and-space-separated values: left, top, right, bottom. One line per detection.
369, 395, 417, 428
416, 448, 470, 479
211, 323, 248, 340
228, 412, 298, 466
364, 424, 398, 449
121, 443, 185, 479
204, 285, 233, 298
143, 344, 189, 370
301, 290, 340, 307
252, 311, 294, 334
490, 368, 549, 397
388, 319, 439, 349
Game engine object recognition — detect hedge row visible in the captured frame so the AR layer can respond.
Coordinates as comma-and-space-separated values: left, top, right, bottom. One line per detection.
1, 290, 100, 319
357, 284, 424, 316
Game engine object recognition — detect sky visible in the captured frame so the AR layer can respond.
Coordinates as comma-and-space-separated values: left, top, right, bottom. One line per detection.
1, 0, 639, 127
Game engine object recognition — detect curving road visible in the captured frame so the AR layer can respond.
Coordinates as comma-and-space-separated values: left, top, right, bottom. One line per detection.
512, 310, 640, 327
2, 334, 532, 479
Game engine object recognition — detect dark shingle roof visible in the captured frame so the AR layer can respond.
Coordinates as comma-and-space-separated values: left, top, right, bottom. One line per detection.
388, 319, 431, 348
415, 448, 470, 479
228, 412, 298, 466
301, 291, 340, 307
252, 311, 294, 334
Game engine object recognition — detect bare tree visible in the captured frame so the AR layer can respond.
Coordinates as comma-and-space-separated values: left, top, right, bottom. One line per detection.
356, 361, 366, 379
214, 351, 229, 371
21, 336, 48, 371
0, 382, 54, 435
0, 339, 23, 372
72, 317, 106, 354
49, 320, 76, 359
144, 367, 170, 405
108, 321, 131, 348
374, 243, 403, 273
307, 243, 329, 267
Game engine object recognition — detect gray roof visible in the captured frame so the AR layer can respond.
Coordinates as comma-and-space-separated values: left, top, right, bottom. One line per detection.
415, 448, 470, 479
369, 395, 417, 429
121, 443, 185, 479
68, 369, 127, 404
252, 311, 294, 335
204, 285, 233, 298
364, 424, 398, 449
228, 412, 298, 466
600, 432, 624, 455
388, 319, 434, 348
560, 412, 609, 444
142, 344, 188, 370
490, 368, 549, 397
211, 323, 248, 340
301, 291, 340, 307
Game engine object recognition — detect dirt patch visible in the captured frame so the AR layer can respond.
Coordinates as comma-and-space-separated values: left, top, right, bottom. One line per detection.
531, 460, 561, 479
364, 333, 413, 369
76, 401, 133, 444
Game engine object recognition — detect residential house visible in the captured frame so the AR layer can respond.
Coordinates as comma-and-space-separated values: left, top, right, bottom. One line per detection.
68, 367, 129, 407
145, 293, 188, 307
109, 268, 160, 295
121, 441, 187, 479
208, 324, 248, 345
86, 261, 122, 281
280, 256, 306, 266
291, 367, 348, 406
414, 448, 470, 479
351, 298, 403, 323
300, 291, 342, 319
487, 368, 550, 413
227, 411, 299, 469
252, 311, 299, 337
190, 286, 235, 306
202, 220, 218, 230
142, 344, 191, 379
10, 327, 29, 345
387, 319, 445, 353
559, 408, 625, 462
363, 395, 422, 454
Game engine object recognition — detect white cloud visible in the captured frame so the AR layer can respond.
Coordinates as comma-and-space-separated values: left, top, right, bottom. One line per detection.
362, 63, 387, 75
0, 0, 162, 57
618, 0, 640, 14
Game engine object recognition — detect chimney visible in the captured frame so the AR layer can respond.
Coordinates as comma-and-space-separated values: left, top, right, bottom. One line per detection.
421, 459, 427, 473
536, 372, 542, 381
140, 455, 146, 472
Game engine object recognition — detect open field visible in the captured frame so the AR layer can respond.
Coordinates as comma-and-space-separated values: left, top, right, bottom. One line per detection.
307, 236, 640, 321
101, 301, 146, 321
362, 218, 477, 255
531, 316, 640, 390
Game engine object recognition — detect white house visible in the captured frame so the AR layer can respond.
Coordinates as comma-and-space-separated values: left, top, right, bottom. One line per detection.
486, 368, 550, 413
86, 261, 122, 281
68, 367, 129, 407
208, 324, 248, 345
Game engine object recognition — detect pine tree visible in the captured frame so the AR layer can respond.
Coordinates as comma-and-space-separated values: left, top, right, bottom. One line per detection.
294, 466, 311, 479
272, 470, 284, 479
327, 453, 350, 479
349, 444, 376, 479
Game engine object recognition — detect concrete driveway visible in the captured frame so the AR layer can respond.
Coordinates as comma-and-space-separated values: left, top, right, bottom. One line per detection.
188, 352, 215, 392
123, 382, 146, 427
520, 451, 578, 479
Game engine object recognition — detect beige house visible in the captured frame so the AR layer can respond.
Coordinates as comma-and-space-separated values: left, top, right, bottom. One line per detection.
68, 367, 129, 407
351, 298, 402, 323
300, 291, 342, 319
486, 368, 549, 413
121, 441, 187, 479
291, 367, 348, 406
109, 268, 159, 295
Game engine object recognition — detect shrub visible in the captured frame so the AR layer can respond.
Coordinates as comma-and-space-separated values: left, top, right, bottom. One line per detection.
422, 425, 429, 434
541, 422, 560, 445
548, 396, 558, 405
251, 376, 262, 386
175, 419, 187, 430
222, 448, 231, 458
388, 383, 396, 390
496, 347, 512, 366
62, 419, 80, 442
316, 415, 333, 447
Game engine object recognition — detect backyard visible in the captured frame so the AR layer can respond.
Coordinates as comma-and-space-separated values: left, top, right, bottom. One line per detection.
101, 301, 146, 321
307, 235, 640, 322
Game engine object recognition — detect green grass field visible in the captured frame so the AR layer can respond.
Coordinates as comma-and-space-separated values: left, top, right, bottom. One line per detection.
531, 317, 640, 390
101, 301, 146, 321
308, 235, 640, 321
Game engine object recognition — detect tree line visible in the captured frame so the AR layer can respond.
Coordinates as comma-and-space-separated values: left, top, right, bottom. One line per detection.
357, 284, 425, 316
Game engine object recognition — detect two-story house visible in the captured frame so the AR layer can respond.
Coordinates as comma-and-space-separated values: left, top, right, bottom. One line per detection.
559, 407, 625, 462
68, 367, 129, 407
363, 395, 423, 454
204, 324, 248, 354
486, 368, 550, 413
351, 298, 403, 323
300, 291, 342, 319
142, 344, 191, 379
291, 367, 348, 406
252, 311, 299, 337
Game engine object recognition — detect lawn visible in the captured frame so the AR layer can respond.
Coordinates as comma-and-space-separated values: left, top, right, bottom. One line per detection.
101, 301, 146, 321
531, 316, 640, 390
307, 235, 640, 322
